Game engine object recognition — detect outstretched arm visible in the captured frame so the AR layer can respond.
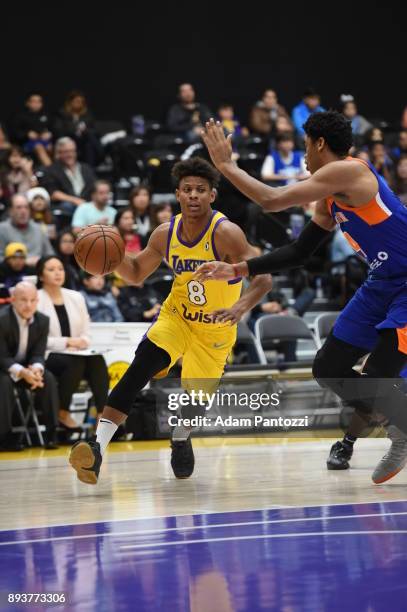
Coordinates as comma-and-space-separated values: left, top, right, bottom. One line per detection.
195, 202, 335, 282
209, 221, 272, 324
115, 224, 168, 285
201, 119, 374, 212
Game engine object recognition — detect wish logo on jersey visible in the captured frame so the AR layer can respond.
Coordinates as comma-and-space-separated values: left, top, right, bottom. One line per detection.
171, 255, 210, 274
181, 303, 217, 324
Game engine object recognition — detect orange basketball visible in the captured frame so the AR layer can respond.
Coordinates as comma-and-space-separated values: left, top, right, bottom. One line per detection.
74, 225, 125, 275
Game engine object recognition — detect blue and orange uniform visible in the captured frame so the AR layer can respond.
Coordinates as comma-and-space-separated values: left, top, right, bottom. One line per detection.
327, 158, 407, 356
146, 210, 242, 390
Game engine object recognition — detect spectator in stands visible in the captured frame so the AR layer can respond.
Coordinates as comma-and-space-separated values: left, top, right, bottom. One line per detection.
0, 243, 35, 305
270, 115, 298, 148
368, 141, 393, 184
1, 146, 37, 201
0, 194, 54, 265
0, 282, 59, 450
26, 187, 56, 240
292, 88, 325, 138
54, 90, 101, 166
391, 129, 407, 163
36, 256, 109, 428
12, 93, 53, 166
261, 133, 308, 186
81, 273, 123, 322
273, 115, 295, 137
55, 230, 81, 290
128, 186, 152, 246
166, 83, 212, 142
114, 207, 142, 254
249, 88, 290, 137
340, 95, 372, 140
393, 156, 407, 205
40, 137, 96, 214
118, 281, 161, 322
217, 103, 248, 138
71, 180, 116, 233
364, 127, 385, 147
150, 202, 173, 231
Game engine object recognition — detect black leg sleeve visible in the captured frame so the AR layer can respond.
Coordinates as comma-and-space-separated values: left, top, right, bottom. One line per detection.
107, 338, 171, 415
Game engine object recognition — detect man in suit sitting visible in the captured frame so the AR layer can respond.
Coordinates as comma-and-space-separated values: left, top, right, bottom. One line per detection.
40, 137, 96, 216
0, 281, 59, 450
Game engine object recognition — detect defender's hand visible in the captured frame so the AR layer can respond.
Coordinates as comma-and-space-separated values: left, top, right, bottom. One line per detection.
194, 261, 236, 282
201, 119, 234, 170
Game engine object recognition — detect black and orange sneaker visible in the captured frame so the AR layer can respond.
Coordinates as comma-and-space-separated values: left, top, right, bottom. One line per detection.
171, 437, 195, 479
69, 439, 102, 485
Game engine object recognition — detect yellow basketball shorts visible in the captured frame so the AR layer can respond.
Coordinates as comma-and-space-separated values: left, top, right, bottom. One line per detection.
146, 303, 236, 393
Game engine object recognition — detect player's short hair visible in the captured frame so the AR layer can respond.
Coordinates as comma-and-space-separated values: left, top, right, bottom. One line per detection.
303, 110, 353, 156
172, 157, 220, 189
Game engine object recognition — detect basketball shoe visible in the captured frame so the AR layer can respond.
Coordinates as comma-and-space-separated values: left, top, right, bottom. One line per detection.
327, 440, 353, 470
171, 437, 195, 478
372, 425, 407, 484
69, 438, 102, 485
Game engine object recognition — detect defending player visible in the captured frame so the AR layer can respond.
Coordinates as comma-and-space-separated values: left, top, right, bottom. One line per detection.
197, 112, 407, 484
69, 157, 271, 484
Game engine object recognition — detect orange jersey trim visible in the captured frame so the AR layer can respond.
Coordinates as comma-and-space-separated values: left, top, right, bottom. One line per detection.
336, 197, 391, 225
326, 197, 334, 214
397, 326, 407, 355
328, 158, 391, 225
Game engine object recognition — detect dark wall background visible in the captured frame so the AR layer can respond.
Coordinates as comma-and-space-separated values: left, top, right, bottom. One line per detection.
2, 3, 405, 127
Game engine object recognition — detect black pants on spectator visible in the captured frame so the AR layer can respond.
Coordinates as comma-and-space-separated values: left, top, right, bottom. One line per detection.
0, 370, 59, 438
46, 354, 109, 413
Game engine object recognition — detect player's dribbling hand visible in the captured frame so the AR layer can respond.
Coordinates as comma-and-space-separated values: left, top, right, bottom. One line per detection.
194, 261, 235, 282
201, 119, 234, 170
211, 304, 246, 325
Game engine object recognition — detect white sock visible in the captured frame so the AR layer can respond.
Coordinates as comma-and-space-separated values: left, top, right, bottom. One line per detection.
96, 418, 118, 455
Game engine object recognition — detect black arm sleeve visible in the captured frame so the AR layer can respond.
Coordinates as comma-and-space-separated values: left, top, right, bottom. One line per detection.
247, 220, 332, 276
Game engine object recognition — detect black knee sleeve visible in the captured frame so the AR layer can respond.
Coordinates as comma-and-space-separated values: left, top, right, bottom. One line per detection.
107, 338, 171, 415
313, 331, 367, 386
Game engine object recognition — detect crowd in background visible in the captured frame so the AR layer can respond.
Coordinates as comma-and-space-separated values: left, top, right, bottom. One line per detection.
0, 83, 406, 449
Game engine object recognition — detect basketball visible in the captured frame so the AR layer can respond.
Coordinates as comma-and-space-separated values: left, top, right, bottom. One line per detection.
74, 224, 125, 275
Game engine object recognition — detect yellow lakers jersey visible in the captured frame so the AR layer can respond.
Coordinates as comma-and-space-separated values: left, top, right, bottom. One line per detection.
163, 210, 242, 328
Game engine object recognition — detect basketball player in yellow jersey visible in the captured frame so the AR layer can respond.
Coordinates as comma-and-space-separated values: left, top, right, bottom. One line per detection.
69, 157, 271, 484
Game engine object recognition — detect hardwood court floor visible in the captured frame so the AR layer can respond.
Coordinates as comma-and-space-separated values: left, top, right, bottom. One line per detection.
1, 434, 406, 532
